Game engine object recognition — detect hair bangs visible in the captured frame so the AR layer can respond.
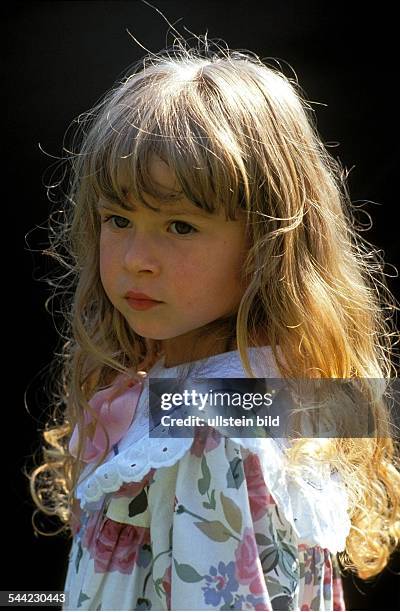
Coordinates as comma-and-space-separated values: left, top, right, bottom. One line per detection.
81, 71, 247, 220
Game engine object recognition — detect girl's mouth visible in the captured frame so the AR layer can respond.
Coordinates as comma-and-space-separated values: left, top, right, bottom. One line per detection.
126, 297, 163, 311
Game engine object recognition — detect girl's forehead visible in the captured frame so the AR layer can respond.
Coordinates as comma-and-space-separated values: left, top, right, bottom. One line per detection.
118, 153, 182, 198
146, 155, 181, 192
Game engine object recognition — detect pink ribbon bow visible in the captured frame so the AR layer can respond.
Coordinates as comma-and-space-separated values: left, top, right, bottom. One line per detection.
68, 372, 145, 463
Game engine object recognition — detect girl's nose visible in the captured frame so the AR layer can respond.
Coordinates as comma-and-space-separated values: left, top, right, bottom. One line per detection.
123, 232, 161, 275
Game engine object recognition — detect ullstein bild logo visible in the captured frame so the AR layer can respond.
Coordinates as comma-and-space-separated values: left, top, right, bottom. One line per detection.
148, 377, 400, 439
157, 413, 280, 429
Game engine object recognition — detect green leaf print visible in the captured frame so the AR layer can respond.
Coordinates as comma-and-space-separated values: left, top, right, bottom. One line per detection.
153, 577, 163, 598
128, 488, 148, 517
198, 455, 211, 494
75, 542, 83, 574
263, 574, 281, 586
174, 559, 203, 582
220, 492, 242, 534
279, 541, 299, 581
194, 520, 232, 542
271, 594, 295, 611
226, 457, 244, 489
202, 487, 216, 510
260, 547, 280, 573
77, 590, 90, 608
265, 578, 291, 599
255, 532, 274, 547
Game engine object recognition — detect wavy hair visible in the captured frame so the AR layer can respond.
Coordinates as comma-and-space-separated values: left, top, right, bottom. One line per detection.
28, 35, 400, 579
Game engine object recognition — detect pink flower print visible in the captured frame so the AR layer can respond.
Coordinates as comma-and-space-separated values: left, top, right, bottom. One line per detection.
190, 426, 222, 457
234, 527, 266, 595
162, 564, 172, 609
243, 452, 276, 521
82, 511, 150, 574
114, 469, 156, 498
333, 576, 346, 610
323, 551, 333, 585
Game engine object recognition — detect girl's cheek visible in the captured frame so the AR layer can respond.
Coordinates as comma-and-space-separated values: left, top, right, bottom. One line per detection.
100, 235, 121, 266
99, 248, 119, 293
172, 257, 196, 277
99, 249, 112, 276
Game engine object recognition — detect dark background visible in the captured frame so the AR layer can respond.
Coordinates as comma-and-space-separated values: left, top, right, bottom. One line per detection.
5, 0, 400, 610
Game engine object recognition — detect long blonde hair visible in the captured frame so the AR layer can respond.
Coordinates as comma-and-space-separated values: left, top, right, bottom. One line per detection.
28, 35, 400, 579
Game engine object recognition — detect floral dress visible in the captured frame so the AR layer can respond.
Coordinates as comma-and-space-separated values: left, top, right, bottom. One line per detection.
63, 348, 350, 611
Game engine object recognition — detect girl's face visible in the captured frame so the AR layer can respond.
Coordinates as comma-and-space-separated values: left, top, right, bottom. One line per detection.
98, 156, 249, 366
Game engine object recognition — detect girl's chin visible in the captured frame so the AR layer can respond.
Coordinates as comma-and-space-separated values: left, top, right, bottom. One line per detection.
127, 325, 184, 341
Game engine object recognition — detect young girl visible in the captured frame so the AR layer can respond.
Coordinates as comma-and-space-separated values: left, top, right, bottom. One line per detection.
29, 33, 400, 611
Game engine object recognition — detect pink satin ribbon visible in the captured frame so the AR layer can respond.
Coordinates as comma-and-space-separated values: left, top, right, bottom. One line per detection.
68, 372, 145, 463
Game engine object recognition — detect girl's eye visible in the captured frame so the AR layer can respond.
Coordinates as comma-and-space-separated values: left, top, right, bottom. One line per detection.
101, 215, 130, 229
169, 220, 197, 235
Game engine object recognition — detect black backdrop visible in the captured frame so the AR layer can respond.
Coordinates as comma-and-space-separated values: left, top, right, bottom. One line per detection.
5, 1, 400, 610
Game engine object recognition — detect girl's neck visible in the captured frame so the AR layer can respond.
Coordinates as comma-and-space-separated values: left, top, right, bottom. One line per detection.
161, 333, 237, 368
160, 326, 270, 368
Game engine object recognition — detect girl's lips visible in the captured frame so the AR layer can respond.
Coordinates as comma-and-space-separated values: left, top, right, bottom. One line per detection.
125, 290, 161, 301
126, 297, 163, 311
